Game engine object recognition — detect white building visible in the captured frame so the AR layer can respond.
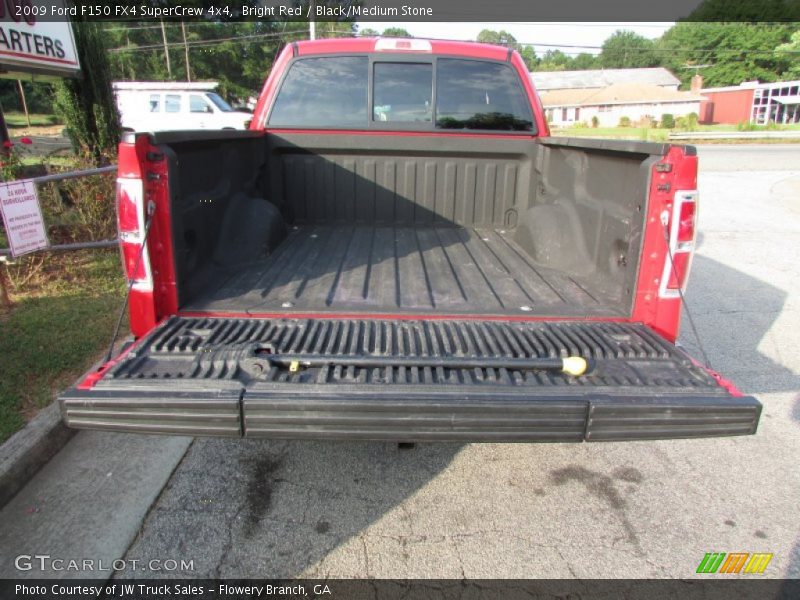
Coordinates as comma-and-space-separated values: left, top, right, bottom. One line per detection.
538, 82, 703, 127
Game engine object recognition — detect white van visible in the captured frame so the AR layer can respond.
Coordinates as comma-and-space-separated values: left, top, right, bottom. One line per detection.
113, 81, 252, 132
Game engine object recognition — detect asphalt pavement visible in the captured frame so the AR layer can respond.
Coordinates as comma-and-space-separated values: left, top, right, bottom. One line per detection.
1, 144, 798, 580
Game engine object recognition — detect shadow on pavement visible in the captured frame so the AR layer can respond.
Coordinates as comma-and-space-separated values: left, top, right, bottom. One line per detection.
679, 253, 799, 396
121, 439, 463, 577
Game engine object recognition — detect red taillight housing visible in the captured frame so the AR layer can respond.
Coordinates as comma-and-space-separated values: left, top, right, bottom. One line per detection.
116, 178, 152, 290
116, 179, 142, 236
660, 191, 698, 296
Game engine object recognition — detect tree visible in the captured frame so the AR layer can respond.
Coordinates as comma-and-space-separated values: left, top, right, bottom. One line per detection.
657, 22, 797, 88
570, 53, 598, 70
54, 20, 120, 163
537, 49, 570, 71
686, 0, 800, 21
382, 27, 411, 37
777, 30, 800, 78
477, 29, 517, 46
477, 29, 537, 69
104, 20, 356, 104
600, 30, 660, 68
359, 27, 380, 36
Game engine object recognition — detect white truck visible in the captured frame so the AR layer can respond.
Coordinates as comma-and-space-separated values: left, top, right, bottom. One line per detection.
113, 81, 252, 132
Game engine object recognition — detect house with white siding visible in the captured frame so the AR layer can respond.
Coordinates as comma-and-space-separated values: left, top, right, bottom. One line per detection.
530, 67, 700, 127
538, 82, 703, 127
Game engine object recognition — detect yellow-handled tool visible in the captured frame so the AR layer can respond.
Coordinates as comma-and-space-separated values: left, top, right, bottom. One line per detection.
257, 350, 593, 377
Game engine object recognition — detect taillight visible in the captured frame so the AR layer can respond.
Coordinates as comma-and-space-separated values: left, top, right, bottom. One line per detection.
660, 191, 698, 297
120, 242, 149, 281
676, 200, 696, 246
116, 178, 152, 289
116, 179, 143, 237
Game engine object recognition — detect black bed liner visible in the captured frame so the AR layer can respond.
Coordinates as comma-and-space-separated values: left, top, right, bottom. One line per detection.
185, 225, 620, 317
59, 316, 761, 442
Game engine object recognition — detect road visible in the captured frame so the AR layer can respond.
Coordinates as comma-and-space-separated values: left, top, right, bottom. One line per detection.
1, 144, 799, 580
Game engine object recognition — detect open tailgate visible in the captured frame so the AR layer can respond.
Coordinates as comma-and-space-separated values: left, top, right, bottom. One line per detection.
59, 316, 760, 442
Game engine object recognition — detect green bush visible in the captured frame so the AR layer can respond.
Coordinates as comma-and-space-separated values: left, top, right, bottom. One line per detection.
591, 115, 599, 128
736, 121, 758, 131
53, 20, 120, 164
618, 116, 631, 127
34, 153, 117, 244
660, 113, 675, 129
685, 112, 699, 131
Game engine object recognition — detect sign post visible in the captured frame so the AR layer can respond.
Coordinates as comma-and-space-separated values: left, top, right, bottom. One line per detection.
0, 179, 49, 256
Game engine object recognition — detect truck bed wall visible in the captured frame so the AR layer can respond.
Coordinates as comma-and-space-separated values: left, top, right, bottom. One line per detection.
159, 131, 661, 315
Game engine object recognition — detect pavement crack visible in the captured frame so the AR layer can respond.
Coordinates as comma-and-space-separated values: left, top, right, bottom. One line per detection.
360, 535, 371, 578
214, 503, 246, 578
557, 547, 579, 578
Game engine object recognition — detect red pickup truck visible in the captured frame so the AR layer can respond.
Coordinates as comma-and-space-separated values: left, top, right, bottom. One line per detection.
59, 38, 760, 441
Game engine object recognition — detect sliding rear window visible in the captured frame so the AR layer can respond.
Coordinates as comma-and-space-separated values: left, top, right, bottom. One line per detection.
268, 55, 535, 133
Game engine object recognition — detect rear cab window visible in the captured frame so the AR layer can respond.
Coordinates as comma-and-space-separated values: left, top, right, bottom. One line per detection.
435, 59, 533, 131
269, 56, 368, 127
373, 63, 433, 123
268, 54, 535, 133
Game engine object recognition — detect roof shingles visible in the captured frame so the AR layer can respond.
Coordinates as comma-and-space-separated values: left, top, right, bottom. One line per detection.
540, 83, 703, 108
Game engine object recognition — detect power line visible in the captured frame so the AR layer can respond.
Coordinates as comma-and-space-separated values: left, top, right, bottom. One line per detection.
108, 29, 307, 53
106, 27, 800, 58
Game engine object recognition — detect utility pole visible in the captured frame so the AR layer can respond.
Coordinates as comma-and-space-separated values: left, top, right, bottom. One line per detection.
181, 21, 191, 82
309, 0, 316, 40
160, 19, 171, 78
16, 81, 30, 127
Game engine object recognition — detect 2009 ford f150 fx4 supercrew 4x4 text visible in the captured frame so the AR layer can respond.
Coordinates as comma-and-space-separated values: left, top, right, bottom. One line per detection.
59, 38, 761, 442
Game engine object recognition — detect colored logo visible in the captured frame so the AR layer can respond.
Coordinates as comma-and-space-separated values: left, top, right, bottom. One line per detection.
696, 552, 773, 574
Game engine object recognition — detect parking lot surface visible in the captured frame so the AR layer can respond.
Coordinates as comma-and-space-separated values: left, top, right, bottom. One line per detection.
1, 145, 799, 580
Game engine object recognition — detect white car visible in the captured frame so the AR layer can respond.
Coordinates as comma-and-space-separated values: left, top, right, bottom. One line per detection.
114, 82, 252, 132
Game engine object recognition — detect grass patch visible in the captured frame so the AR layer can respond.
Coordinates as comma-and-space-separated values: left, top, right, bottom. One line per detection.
551, 127, 671, 142
5, 112, 61, 128
0, 249, 126, 443
551, 122, 800, 142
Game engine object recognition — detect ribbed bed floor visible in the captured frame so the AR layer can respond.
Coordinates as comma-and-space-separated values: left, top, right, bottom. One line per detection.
185, 225, 621, 316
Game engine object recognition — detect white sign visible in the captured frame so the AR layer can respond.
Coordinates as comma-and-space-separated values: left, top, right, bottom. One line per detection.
0, 179, 48, 256
0, 0, 79, 80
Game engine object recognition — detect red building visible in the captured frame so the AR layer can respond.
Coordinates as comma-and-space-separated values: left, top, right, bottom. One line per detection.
699, 80, 800, 125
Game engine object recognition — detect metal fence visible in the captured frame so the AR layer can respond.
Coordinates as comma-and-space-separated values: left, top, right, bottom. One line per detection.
0, 165, 118, 257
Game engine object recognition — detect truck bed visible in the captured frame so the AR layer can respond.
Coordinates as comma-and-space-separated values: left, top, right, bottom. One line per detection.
185, 225, 620, 316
